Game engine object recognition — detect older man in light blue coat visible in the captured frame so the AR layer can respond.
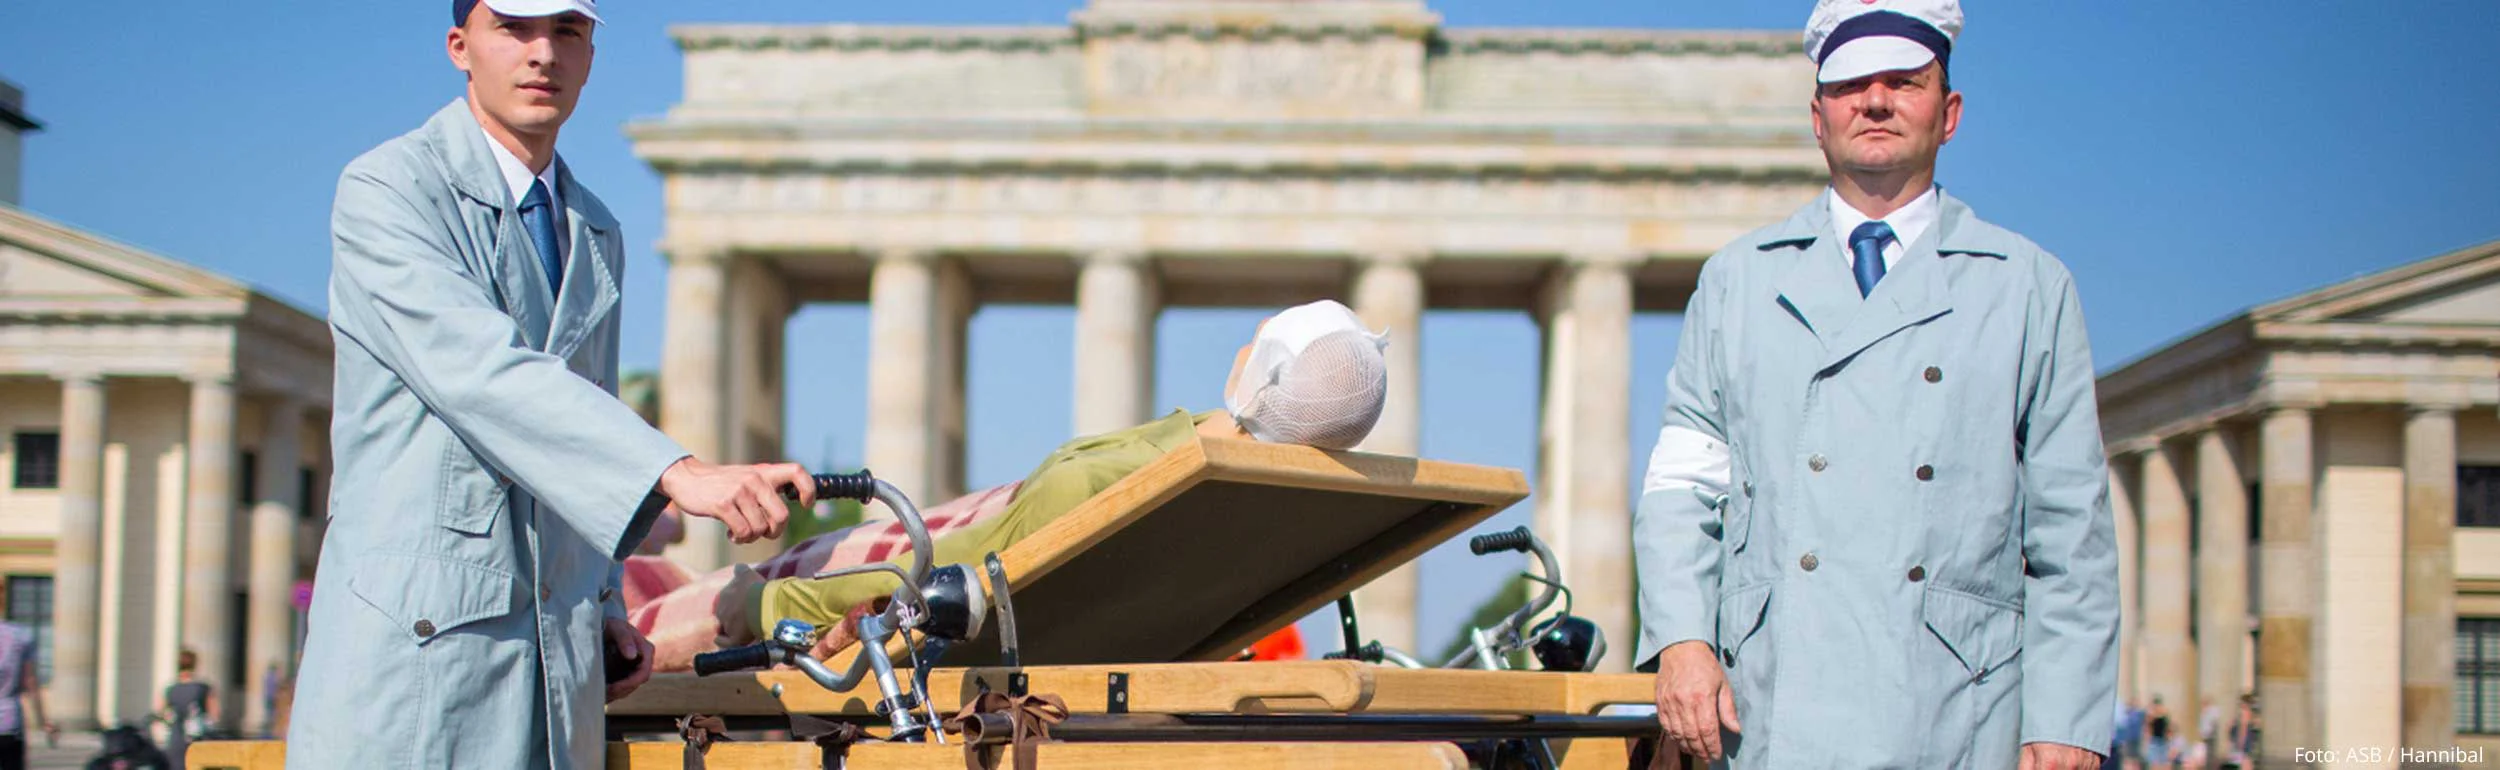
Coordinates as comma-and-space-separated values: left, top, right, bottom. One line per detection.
1635, 2, 2117, 769
288, 2, 816, 767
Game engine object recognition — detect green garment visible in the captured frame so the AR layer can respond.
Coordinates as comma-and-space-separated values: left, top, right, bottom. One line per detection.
754, 409, 1213, 635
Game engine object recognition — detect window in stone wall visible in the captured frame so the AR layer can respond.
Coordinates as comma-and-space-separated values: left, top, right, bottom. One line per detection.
5, 576, 51, 683
10, 432, 58, 490
2461, 467, 2500, 529
2460, 617, 2500, 734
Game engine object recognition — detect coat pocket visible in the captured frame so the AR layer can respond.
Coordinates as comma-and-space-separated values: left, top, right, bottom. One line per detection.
437, 441, 510, 536
1718, 487, 1754, 554
348, 551, 519, 645
1715, 581, 1773, 666
1921, 584, 2023, 675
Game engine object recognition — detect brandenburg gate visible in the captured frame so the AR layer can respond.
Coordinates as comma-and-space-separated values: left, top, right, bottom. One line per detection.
631, 0, 1822, 661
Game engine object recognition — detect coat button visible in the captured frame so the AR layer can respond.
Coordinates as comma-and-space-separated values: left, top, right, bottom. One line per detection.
1808, 454, 1828, 472
1925, 366, 1943, 383
540, 586, 554, 602
1908, 566, 1926, 582
1916, 465, 1935, 481
1742, 481, 1754, 497
599, 588, 614, 603
1800, 552, 1819, 572
414, 620, 437, 638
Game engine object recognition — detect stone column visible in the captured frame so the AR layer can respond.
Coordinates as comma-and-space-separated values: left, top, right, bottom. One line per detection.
2139, 443, 2197, 716
2257, 407, 2317, 760
2401, 406, 2457, 750
181, 374, 238, 729
2196, 428, 2250, 725
1350, 252, 1425, 654
246, 397, 302, 735
50, 373, 106, 729
725, 260, 795, 566
1073, 250, 1156, 439
931, 258, 974, 501
1537, 255, 1635, 671
865, 248, 938, 505
659, 248, 731, 571
2111, 458, 2141, 705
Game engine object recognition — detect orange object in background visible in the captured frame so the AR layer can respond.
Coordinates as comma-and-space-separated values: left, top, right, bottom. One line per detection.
1241, 625, 1306, 661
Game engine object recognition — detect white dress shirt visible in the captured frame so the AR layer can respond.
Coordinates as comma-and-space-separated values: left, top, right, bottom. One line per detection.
1637, 185, 1944, 505
477, 120, 569, 261
1828, 185, 1940, 273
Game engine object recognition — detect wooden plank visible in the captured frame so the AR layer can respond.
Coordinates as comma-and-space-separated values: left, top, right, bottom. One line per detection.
615, 663, 1652, 720
185, 740, 825, 770
186, 740, 285, 770
1196, 438, 1530, 508
943, 661, 1372, 714
617, 661, 1372, 717
607, 742, 822, 769
844, 741, 1469, 770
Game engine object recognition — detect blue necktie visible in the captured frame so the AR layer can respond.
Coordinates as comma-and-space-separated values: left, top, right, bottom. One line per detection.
520, 179, 562, 301
1849, 220, 1894, 298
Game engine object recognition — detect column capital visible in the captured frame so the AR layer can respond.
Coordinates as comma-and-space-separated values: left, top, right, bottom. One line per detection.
1079, 248, 1149, 266
1566, 250, 1648, 270
664, 244, 733, 267
53, 370, 106, 386
2407, 401, 2466, 417
1358, 249, 1430, 268
183, 371, 236, 388
875, 246, 939, 265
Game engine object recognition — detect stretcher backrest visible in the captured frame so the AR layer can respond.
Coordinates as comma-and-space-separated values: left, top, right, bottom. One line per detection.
942, 435, 1527, 666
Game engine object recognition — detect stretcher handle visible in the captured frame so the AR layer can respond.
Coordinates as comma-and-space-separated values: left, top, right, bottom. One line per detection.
1322, 641, 1384, 663
1470, 526, 1536, 556
782, 470, 936, 597
693, 643, 774, 676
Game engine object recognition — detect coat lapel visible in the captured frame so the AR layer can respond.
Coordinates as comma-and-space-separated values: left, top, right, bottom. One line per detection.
545, 160, 618, 362
1767, 195, 1862, 352
1818, 192, 2000, 372
426, 100, 554, 350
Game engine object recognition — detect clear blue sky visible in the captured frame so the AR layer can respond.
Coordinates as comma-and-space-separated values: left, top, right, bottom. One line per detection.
5, 2, 2496, 658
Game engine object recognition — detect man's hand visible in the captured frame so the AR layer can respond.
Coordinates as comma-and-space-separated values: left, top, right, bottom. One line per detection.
1651, 640, 1741, 762
658, 458, 814, 544
39, 721, 56, 749
2019, 742, 2099, 770
604, 616, 655, 703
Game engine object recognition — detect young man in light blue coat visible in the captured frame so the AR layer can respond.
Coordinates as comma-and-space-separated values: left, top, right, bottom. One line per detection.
1635, 1, 2117, 768
287, 1, 820, 767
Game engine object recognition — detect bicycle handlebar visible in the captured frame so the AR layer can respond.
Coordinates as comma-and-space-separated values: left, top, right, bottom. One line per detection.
693, 643, 775, 676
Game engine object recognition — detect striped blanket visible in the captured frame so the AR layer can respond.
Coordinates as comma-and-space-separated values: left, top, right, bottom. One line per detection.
624, 481, 1023, 672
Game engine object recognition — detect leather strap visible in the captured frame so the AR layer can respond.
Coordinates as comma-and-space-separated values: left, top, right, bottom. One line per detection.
677, 714, 730, 770
944, 690, 1070, 770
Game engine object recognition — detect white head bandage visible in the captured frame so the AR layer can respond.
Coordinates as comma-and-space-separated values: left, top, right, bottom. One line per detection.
1225, 300, 1389, 450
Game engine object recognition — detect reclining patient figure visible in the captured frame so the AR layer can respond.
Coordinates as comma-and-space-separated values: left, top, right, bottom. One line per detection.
625, 300, 1391, 670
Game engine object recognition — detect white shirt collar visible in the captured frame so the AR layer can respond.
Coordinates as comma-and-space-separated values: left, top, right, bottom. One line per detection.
1828, 185, 1941, 270
476, 119, 559, 211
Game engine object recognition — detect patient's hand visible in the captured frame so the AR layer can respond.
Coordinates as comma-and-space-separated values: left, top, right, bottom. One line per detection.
797, 599, 884, 660
712, 564, 770, 648
807, 601, 876, 659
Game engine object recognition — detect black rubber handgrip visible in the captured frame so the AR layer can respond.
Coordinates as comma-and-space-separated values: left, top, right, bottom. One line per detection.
814, 471, 877, 502
1322, 641, 1383, 662
693, 644, 774, 676
1470, 526, 1535, 556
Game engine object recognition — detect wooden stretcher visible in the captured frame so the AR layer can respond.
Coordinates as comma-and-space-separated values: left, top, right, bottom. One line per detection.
190, 436, 1680, 769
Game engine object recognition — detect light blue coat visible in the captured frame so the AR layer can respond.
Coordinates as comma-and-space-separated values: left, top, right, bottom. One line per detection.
288, 100, 687, 769
1634, 191, 2119, 768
